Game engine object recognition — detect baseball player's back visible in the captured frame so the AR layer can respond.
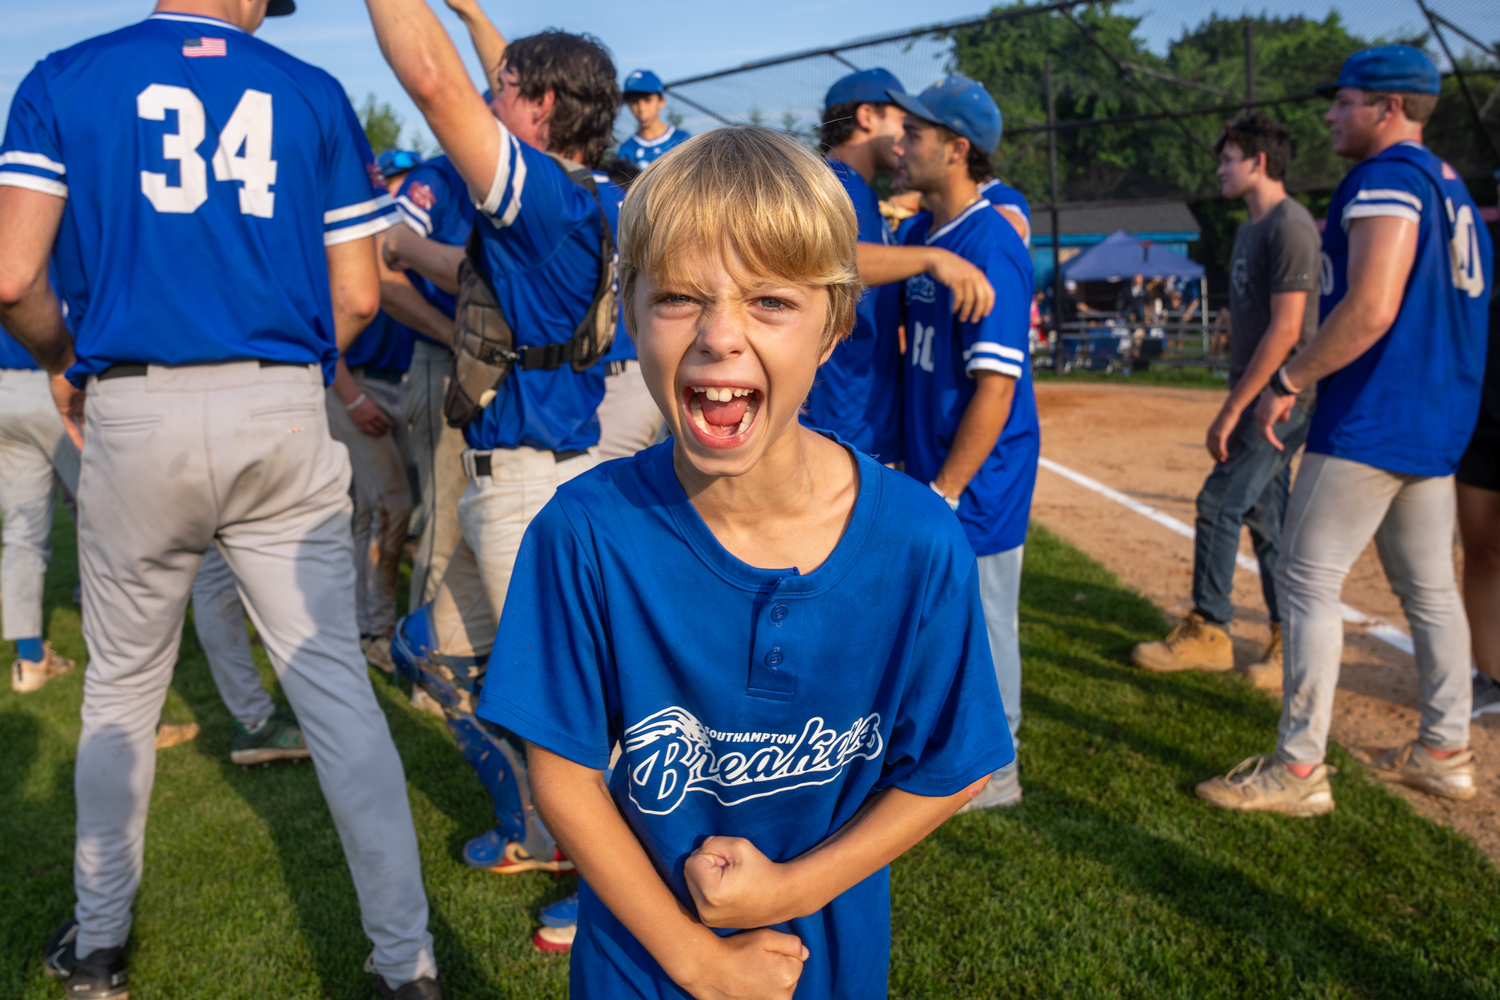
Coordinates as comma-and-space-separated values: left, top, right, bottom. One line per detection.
1, 8, 439, 998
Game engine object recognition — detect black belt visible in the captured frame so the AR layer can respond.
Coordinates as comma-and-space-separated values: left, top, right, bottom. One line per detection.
98, 359, 306, 381
352, 367, 405, 383
471, 449, 586, 477
604, 360, 630, 377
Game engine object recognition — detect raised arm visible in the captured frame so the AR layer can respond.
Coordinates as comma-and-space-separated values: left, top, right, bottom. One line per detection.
363, 0, 501, 198
856, 243, 995, 323
444, 0, 508, 98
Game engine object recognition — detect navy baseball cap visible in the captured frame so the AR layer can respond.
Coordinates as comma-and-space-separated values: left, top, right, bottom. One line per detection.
1315, 45, 1441, 96
824, 68, 905, 108
622, 69, 665, 96
888, 75, 1003, 153
377, 149, 422, 179
266, 0, 295, 16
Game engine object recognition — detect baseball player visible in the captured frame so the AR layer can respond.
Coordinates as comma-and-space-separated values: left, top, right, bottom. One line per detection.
364, 0, 622, 876
0, 2, 439, 997
618, 70, 691, 169
892, 76, 1039, 810
807, 68, 996, 465
1198, 46, 1493, 816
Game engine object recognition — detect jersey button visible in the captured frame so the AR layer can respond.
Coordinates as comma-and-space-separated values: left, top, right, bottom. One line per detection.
764, 648, 784, 668
770, 604, 789, 623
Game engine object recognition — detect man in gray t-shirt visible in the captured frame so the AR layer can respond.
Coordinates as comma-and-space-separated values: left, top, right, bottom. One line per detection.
1134, 113, 1320, 686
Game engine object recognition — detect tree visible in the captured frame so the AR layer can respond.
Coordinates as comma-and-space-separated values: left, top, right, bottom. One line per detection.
358, 93, 431, 157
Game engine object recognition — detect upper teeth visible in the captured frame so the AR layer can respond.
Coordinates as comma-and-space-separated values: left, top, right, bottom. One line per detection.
693, 386, 753, 401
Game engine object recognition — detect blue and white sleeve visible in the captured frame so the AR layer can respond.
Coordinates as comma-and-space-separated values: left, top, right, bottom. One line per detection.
321, 94, 397, 246
962, 243, 1032, 379
394, 163, 447, 237
1341, 162, 1425, 230
0, 66, 67, 199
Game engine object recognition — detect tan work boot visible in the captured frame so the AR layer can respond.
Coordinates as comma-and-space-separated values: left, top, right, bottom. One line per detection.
363, 636, 396, 675
10, 642, 75, 693
155, 722, 201, 749
1241, 623, 1283, 690
1196, 754, 1336, 816
1132, 612, 1234, 673
1358, 741, 1477, 801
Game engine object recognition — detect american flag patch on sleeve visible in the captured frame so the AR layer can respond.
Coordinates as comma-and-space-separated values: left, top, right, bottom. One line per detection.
183, 37, 227, 57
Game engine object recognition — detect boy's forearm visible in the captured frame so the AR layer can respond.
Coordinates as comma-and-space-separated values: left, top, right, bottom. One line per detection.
1221, 290, 1306, 414
933, 372, 1014, 499
526, 742, 719, 987
390, 229, 466, 295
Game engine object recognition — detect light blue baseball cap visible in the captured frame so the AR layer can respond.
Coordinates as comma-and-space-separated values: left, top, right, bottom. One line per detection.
622, 69, 665, 96
888, 75, 1003, 153
1315, 45, 1441, 96
824, 68, 905, 108
377, 149, 422, 179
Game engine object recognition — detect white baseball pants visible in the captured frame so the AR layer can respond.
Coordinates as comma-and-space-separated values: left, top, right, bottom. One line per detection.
596, 360, 666, 462
404, 339, 467, 608
72, 362, 435, 984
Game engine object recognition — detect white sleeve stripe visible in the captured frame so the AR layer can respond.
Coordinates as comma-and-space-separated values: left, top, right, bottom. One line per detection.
0, 172, 68, 199
1354, 188, 1422, 210
478, 117, 524, 221
395, 196, 433, 234
493, 140, 526, 227
1342, 204, 1420, 229
323, 213, 396, 246
962, 341, 1024, 362
402, 216, 428, 236
0, 151, 65, 174
324, 193, 394, 225
967, 357, 1023, 378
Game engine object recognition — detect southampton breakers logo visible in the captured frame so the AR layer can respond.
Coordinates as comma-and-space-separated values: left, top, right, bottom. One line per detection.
622, 707, 884, 815
907, 273, 937, 305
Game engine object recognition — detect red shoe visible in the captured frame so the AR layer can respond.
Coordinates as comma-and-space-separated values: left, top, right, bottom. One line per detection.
533, 924, 575, 953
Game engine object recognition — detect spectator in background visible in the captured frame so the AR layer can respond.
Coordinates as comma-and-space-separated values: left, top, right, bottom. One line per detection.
1132, 112, 1319, 686
619, 70, 690, 169
1116, 273, 1148, 323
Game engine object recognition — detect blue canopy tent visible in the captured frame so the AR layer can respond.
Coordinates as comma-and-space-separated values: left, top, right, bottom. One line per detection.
1062, 229, 1205, 282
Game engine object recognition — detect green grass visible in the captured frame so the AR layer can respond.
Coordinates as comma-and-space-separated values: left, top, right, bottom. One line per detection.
3, 515, 1498, 999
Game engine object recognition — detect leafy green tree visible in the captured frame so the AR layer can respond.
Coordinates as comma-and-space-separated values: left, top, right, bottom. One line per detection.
358, 93, 431, 157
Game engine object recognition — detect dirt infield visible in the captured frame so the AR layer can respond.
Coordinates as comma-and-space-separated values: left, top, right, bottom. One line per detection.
1030, 380, 1499, 863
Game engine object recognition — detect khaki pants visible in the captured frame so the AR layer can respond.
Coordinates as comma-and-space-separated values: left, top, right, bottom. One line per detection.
73, 362, 435, 983
596, 360, 665, 462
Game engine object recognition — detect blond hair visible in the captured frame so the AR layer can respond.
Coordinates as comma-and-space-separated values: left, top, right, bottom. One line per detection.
618, 126, 862, 352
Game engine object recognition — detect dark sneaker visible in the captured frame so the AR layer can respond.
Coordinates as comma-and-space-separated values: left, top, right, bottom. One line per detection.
230, 710, 311, 766
43, 919, 129, 999
366, 954, 442, 999
1474, 671, 1500, 720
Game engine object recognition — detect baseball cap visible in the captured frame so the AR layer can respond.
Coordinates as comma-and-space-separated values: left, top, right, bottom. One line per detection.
1315, 45, 1441, 96
266, 0, 295, 16
824, 68, 905, 109
377, 149, 422, 179
888, 75, 1003, 153
622, 69, 665, 96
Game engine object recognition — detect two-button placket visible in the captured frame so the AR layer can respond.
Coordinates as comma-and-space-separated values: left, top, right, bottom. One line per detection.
747, 581, 797, 701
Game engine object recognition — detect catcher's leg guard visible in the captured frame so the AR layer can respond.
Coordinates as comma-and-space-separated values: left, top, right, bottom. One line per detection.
451, 719, 566, 871
391, 605, 486, 712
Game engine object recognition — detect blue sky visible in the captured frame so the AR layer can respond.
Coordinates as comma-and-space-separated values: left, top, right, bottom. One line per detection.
2, 0, 1490, 149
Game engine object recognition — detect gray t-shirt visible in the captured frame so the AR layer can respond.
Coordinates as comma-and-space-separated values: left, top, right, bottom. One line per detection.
1227, 197, 1321, 400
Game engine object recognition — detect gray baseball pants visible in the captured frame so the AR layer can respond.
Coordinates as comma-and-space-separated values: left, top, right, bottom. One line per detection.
405, 339, 467, 608
977, 543, 1024, 746
1275, 452, 1471, 764
327, 371, 412, 639
73, 361, 435, 983
0, 368, 80, 639
190, 545, 275, 729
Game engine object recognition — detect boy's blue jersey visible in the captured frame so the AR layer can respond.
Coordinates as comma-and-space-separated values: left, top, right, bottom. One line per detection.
1308, 141, 1493, 477
465, 119, 615, 452
979, 177, 1031, 247
478, 439, 1012, 1000
902, 200, 1040, 557
0, 14, 397, 386
344, 311, 415, 373
395, 154, 472, 340
618, 126, 691, 168
802, 158, 902, 462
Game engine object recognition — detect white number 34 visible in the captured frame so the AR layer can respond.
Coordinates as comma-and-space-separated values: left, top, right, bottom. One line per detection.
137, 83, 277, 218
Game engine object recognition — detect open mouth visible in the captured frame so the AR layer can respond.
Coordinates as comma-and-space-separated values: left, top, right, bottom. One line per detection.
682, 384, 763, 449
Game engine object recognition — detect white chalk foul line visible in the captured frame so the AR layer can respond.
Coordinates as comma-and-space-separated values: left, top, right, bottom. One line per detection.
1037, 456, 1414, 656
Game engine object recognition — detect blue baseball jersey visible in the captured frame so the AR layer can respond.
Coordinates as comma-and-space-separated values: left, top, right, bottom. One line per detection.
477, 439, 1012, 1000
344, 311, 415, 373
902, 200, 1039, 557
979, 178, 1031, 247
801, 159, 902, 462
0, 14, 397, 386
466, 119, 617, 452
1309, 141, 1493, 477
0, 327, 39, 371
618, 126, 691, 168
395, 154, 472, 342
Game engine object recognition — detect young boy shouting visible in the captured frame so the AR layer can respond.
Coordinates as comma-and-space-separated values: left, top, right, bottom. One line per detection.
476, 126, 1013, 999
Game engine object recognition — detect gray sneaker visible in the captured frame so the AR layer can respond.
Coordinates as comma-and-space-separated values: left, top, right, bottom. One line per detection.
1195, 754, 1336, 817
955, 762, 1021, 813
1474, 671, 1500, 720
1358, 740, 1477, 801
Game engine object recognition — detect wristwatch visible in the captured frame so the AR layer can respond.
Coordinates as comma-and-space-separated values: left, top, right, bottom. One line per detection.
1269, 365, 1299, 398
930, 481, 961, 511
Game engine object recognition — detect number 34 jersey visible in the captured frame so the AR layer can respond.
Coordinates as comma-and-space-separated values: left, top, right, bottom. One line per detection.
0, 13, 396, 385
1310, 140, 1493, 477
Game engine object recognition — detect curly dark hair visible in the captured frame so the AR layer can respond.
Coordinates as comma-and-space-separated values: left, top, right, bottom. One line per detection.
504, 31, 620, 168
1214, 112, 1293, 181
820, 99, 897, 149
